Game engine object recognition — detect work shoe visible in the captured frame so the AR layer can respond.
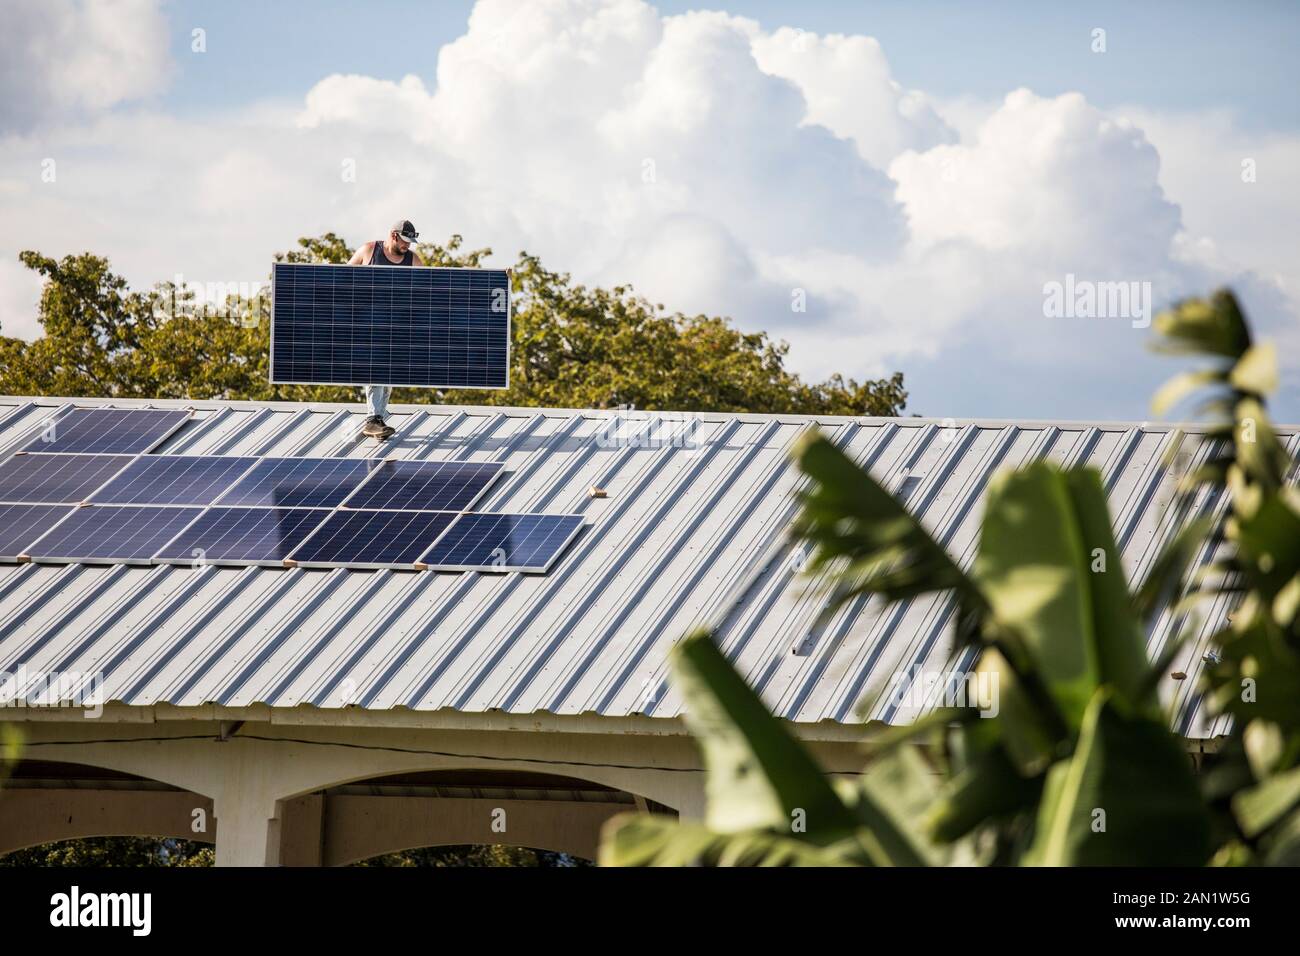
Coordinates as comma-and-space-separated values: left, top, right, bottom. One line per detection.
362, 415, 396, 440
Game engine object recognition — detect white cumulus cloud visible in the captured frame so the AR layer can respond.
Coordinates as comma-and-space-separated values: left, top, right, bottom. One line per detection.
0, 0, 172, 133
749, 26, 956, 169
0, 0, 1295, 420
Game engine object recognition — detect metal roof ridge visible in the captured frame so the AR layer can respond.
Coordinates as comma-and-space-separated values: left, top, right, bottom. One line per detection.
3, 393, 1295, 432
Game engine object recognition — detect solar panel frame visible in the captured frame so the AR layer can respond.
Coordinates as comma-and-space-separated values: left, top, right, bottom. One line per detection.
88, 455, 260, 506
19, 407, 191, 454
153, 506, 334, 567
284, 508, 459, 570
0, 504, 76, 562
0, 453, 136, 505
213, 456, 381, 508
339, 459, 503, 513
23, 504, 204, 565
269, 262, 511, 390
417, 512, 585, 573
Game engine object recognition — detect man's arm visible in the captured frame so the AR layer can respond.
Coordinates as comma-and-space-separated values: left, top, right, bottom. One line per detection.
347, 241, 374, 265
410, 250, 425, 266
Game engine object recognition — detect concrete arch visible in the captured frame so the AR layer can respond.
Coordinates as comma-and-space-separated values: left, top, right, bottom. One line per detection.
0, 791, 215, 858
0, 760, 214, 858
319, 794, 616, 866
281, 765, 659, 866
12, 737, 224, 798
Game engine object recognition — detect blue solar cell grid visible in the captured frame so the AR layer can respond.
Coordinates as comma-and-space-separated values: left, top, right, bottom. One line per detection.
286, 509, 457, 569
24, 505, 203, 565
155, 507, 331, 566
0, 435, 579, 571
270, 263, 510, 389
215, 457, 379, 508
341, 460, 501, 512
22, 407, 190, 454
0, 453, 134, 504
90, 456, 258, 505
419, 513, 584, 572
0, 504, 75, 561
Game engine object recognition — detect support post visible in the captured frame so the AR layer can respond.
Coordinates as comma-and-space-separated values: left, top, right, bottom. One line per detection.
214, 790, 281, 867
278, 794, 325, 867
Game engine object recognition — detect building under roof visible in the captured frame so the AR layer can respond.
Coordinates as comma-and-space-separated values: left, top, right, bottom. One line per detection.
1, 395, 1295, 865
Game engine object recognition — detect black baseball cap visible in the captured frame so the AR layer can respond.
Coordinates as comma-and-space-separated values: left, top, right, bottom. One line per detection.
392, 219, 419, 243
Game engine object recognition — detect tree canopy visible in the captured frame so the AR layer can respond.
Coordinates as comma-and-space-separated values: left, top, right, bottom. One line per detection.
0, 234, 905, 417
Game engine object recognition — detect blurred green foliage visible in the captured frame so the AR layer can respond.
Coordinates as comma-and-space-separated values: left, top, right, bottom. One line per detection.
603, 289, 1300, 867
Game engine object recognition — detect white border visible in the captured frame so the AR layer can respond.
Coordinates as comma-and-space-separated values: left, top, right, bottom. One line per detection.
268, 262, 512, 391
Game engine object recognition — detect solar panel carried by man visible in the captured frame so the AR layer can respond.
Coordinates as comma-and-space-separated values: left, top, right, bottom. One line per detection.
270, 219, 511, 441
346, 220, 426, 439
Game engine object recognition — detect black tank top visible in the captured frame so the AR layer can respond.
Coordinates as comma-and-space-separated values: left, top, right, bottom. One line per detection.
369, 240, 413, 266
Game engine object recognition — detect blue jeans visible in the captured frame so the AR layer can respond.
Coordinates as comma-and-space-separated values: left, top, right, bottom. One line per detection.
365, 385, 390, 419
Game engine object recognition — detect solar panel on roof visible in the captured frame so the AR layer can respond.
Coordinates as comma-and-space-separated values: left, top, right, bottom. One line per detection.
341, 459, 501, 512
89, 456, 258, 505
418, 513, 584, 573
270, 263, 510, 389
21, 407, 190, 454
215, 456, 379, 508
155, 507, 331, 566
0, 453, 134, 504
285, 509, 456, 569
0, 504, 76, 561
23, 505, 203, 564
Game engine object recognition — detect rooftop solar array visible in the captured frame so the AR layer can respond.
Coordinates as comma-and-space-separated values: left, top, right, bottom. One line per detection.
0, 408, 583, 572
270, 263, 511, 389
22, 407, 190, 454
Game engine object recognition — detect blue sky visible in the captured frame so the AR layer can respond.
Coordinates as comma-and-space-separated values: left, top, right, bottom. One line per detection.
2, 0, 1298, 421
161, 0, 1300, 131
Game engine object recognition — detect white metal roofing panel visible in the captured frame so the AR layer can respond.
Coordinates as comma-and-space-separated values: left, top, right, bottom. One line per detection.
1, 395, 1296, 736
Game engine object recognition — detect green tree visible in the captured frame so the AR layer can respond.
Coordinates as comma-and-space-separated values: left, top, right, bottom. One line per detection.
1, 235, 906, 418
601, 289, 1299, 867
0, 837, 213, 867
352, 845, 591, 867
0, 838, 586, 868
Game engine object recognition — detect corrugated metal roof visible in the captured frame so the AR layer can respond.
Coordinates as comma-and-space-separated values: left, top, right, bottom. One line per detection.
1, 395, 1295, 737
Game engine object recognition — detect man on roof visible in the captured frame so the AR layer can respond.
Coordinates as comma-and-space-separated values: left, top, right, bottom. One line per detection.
347, 219, 427, 440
